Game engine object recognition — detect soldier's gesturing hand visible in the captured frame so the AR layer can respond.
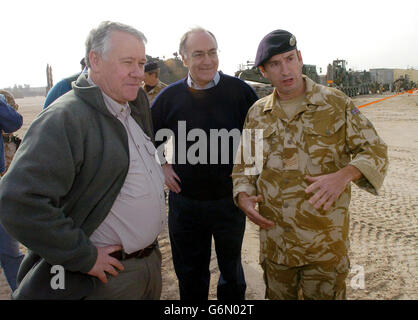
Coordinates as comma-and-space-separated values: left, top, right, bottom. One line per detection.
305, 165, 362, 211
237, 192, 274, 230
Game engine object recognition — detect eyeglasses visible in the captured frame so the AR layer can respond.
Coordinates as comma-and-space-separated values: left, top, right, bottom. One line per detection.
190, 49, 219, 60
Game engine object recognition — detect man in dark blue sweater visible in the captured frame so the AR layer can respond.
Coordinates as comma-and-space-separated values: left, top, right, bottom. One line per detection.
151, 28, 258, 300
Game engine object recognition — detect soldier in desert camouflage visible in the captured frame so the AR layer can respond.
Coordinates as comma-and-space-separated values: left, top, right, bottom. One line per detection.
0, 90, 21, 176
142, 61, 167, 105
232, 30, 389, 299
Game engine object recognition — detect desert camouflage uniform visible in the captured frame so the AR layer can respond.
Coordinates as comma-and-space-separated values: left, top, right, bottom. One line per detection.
0, 90, 21, 175
232, 75, 388, 299
143, 80, 167, 105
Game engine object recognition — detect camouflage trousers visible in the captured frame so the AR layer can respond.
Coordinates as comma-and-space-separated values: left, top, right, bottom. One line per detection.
261, 258, 349, 300
1, 140, 17, 176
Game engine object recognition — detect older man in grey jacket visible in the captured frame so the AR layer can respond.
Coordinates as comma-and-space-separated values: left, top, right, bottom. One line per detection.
0, 21, 165, 300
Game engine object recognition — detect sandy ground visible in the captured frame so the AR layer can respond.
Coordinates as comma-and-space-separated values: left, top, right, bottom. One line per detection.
0, 91, 417, 300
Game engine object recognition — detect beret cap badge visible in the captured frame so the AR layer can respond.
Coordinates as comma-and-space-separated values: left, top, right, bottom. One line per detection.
289, 35, 296, 47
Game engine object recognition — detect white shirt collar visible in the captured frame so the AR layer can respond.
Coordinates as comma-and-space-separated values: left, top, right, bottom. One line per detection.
87, 77, 130, 120
187, 71, 220, 90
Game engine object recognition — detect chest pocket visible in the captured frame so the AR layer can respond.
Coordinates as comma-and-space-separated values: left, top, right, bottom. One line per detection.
143, 133, 165, 185
240, 125, 277, 175
260, 124, 286, 171
261, 124, 278, 155
303, 116, 345, 166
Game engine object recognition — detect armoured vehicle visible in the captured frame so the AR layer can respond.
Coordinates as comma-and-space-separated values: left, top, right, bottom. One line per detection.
236, 59, 376, 98
235, 61, 320, 98
326, 59, 372, 97
235, 62, 269, 84
393, 75, 416, 92
235, 61, 320, 85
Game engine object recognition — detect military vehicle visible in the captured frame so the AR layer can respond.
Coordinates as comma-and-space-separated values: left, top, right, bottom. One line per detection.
235, 61, 320, 85
235, 61, 321, 98
393, 75, 416, 92
235, 62, 269, 84
326, 59, 372, 97
236, 59, 377, 98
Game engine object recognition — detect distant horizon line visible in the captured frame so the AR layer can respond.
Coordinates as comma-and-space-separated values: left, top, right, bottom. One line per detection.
2, 65, 417, 89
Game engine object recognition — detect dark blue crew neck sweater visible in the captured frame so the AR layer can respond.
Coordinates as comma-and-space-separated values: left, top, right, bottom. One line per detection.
151, 73, 258, 200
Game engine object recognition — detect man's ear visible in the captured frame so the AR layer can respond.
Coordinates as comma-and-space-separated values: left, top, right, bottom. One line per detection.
181, 53, 189, 68
258, 65, 267, 79
89, 51, 101, 72
297, 50, 303, 65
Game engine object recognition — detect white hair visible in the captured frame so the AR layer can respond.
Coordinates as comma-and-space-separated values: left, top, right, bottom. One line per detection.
85, 21, 147, 67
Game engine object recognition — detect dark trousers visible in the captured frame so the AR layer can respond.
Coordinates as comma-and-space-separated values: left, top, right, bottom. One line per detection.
168, 192, 246, 300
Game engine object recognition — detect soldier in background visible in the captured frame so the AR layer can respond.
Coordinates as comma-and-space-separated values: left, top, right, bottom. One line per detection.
142, 61, 167, 105
43, 58, 87, 109
0, 90, 21, 175
232, 29, 388, 299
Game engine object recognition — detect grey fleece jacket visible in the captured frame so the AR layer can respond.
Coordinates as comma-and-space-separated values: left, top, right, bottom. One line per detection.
0, 74, 154, 278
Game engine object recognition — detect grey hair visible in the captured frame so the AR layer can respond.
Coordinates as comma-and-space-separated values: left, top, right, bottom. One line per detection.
85, 21, 147, 67
179, 27, 218, 57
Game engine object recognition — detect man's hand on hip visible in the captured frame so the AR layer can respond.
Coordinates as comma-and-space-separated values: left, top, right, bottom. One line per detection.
87, 245, 125, 284
162, 163, 181, 193
237, 192, 274, 230
305, 165, 362, 211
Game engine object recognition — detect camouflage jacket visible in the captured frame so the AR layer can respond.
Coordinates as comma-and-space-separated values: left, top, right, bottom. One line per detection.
0, 90, 19, 139
232, 75, 388, 271
143, 80, 167, 105
0, 90, 21, 174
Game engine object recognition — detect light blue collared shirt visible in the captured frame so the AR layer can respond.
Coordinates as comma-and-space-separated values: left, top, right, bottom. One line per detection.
187, 71, 220, 90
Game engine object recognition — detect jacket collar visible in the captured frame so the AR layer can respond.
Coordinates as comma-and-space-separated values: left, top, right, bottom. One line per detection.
263, 75, 327, 116
73, 74, 147, 119
73, 74, 113, 117
72, 74, 153, 141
